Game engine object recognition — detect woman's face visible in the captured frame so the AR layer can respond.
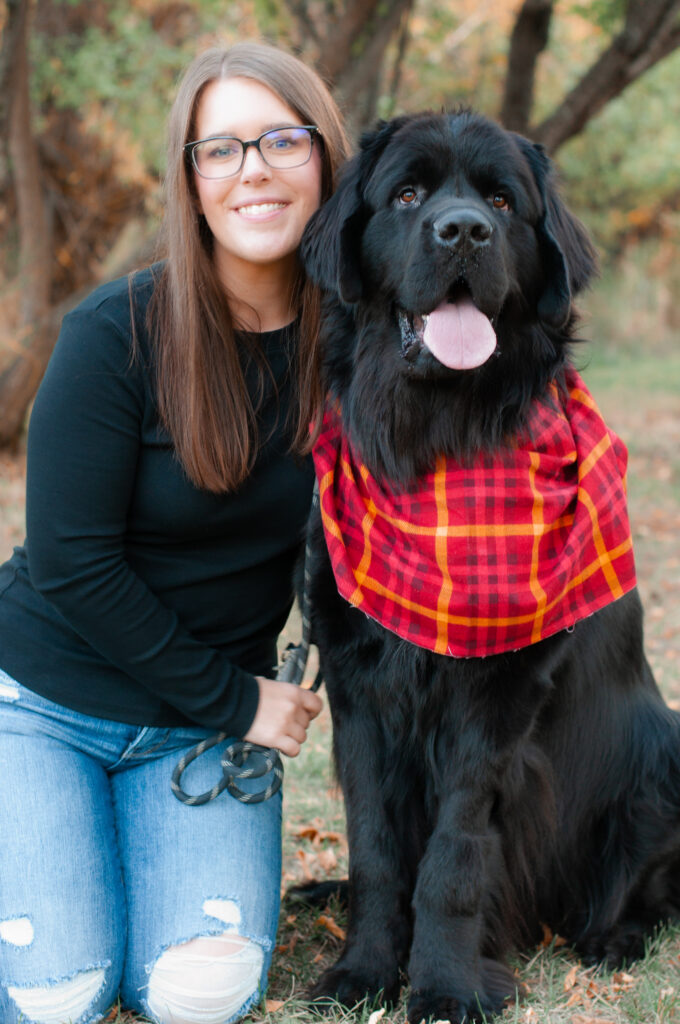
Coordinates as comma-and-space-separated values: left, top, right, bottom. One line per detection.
191, 76, 323, 288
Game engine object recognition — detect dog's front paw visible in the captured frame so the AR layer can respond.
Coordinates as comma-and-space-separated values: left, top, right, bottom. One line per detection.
310, 961, 400, 1009
578, 921, 647, 969
407, 962, 517, 1024
407, 990, 467, 1024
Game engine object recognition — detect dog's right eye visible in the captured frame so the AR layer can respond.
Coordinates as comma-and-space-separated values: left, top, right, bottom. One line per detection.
397, 187, 420, 207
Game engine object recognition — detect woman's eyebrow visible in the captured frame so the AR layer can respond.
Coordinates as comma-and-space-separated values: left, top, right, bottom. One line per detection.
201, 122, 302, 139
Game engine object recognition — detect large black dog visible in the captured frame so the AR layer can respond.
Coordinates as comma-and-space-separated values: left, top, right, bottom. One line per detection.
299, 111, 680, 1023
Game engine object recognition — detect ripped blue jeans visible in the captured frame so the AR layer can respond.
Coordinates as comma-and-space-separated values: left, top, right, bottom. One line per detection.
0, 670, 282, 1024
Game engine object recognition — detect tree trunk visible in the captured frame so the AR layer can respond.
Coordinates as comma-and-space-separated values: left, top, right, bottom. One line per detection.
0, 0, 27, 151
500, 0, 555, 133
332, 0, 415, 132
535, 0, 680, 152
285, 0, 415, 135
0, 0, 53, 449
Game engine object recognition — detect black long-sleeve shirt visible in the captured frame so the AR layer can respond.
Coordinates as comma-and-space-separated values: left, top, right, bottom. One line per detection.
0, 266, 315, 736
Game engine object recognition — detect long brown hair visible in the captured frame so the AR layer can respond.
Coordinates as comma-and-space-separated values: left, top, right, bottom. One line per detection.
149, 43, 350, 493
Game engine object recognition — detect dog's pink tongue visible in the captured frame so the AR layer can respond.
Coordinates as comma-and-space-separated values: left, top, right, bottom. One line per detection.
422, 296, 496, 369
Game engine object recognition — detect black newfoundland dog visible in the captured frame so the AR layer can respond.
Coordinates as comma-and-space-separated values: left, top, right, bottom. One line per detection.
298, 110, 680, 1023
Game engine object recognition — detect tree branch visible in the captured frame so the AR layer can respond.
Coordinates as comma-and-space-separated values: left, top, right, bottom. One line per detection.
534, 0, 680, 151
281, 0, 322, 47
386, 7, 412, 116
285, 0, 415, 133
333, 0, 415, 131
500, 0, 555, 133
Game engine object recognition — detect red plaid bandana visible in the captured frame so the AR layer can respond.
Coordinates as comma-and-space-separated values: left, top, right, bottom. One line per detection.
312, 370, 636, 657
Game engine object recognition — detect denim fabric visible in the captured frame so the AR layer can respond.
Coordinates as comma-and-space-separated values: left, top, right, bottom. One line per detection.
0, 669, 282, 1024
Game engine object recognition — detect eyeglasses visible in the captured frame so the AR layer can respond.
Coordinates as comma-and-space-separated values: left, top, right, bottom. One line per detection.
184, 126, 321, 180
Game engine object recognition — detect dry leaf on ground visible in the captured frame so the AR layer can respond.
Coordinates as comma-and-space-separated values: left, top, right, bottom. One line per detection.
316, 914, 346, 940
564, 964, 579, 991
265, 999, 285, 1012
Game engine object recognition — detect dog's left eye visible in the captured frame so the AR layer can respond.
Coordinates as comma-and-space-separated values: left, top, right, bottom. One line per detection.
491, 193, 510, 211
397, 187, 420, 207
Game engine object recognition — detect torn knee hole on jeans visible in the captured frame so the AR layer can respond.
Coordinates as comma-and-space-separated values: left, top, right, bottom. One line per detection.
147, 922, 265, 1024
201, 897, 242, 928
6, 966, 107, 1024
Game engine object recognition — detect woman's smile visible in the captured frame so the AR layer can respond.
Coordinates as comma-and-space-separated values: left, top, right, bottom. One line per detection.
232, 200, 289, 219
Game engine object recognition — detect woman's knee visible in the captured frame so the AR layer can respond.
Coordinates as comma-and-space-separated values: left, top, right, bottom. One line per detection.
146, 933, 265, 1024
3, 965, 111, 1024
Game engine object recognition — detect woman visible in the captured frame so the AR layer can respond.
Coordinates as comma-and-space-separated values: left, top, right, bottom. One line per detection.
0, 42, 350, 1024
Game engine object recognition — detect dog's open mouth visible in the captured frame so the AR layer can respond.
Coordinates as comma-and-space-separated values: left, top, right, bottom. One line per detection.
398, 288, 497, 370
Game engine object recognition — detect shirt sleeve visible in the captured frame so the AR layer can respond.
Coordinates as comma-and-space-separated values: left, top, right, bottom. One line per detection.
25, 306, 260, 735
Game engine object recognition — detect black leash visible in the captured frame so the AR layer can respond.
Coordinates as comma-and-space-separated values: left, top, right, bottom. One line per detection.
171, 484, 321, 806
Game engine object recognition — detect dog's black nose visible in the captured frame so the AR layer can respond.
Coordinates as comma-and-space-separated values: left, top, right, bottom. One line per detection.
433, 208, 494, 251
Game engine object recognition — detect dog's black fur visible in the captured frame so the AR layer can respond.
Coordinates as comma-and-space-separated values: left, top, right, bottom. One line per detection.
299, 111, 680, 1023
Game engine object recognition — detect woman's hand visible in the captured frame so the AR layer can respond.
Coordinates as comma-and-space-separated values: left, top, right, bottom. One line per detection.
244, 677, 323, 757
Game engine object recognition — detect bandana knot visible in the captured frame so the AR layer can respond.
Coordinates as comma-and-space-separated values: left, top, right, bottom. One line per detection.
312, 370, 636, 657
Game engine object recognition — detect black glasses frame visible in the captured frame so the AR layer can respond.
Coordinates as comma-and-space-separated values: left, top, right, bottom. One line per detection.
184, 126, 321, 179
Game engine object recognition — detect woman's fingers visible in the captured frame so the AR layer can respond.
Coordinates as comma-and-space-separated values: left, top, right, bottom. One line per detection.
244, 677, 323, 755
300, 687, 323, 718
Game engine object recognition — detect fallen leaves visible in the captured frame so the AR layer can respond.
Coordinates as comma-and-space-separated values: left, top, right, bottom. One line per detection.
315, 913, 346, 940
540, 923, 568, 949
554, 962, 639, 1016
519, 948, 650, 1023
294, 847, 314, 881
295, 820, 346, 847
563, 964, 579, 991
282, 816, 348, 889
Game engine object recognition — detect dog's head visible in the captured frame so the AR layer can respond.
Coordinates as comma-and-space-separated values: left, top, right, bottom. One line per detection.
302, 111, 596, 378
302, 111, 598, 479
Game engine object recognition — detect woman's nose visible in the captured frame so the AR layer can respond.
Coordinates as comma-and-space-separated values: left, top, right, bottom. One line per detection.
240, 144, 272, 182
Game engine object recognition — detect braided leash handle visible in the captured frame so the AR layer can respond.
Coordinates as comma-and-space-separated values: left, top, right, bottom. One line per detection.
170, 736, 286, 805
170, 640, 313, 805
170, 485, 320, 806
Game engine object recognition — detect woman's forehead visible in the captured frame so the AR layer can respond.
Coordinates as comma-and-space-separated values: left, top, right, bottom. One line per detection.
193, 77, 303, 140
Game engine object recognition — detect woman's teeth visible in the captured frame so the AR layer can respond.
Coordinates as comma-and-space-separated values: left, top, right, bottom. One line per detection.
237, 202, 286, 216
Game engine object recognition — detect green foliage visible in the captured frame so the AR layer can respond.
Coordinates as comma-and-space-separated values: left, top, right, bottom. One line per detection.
254, 0, 293, 43
32, 20, 179, 169
394, 1, 509, 118
570, 0, 627, 33
29, 0, 259, 172
556, 49, 680, 252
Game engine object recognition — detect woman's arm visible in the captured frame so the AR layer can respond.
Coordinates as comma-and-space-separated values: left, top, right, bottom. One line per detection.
26, 307, 262, 735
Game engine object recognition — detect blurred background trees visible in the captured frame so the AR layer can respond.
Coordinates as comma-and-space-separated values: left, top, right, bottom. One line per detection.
1, 0, 679, 449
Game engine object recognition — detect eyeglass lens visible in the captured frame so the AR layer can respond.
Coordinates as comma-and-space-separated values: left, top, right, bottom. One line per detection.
191, 127, 314, 179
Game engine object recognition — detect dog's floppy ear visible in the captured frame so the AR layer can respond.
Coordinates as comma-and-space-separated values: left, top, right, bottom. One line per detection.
301, 157, 366, 304
517, 138, 598, 329
302, 118, 412, 305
